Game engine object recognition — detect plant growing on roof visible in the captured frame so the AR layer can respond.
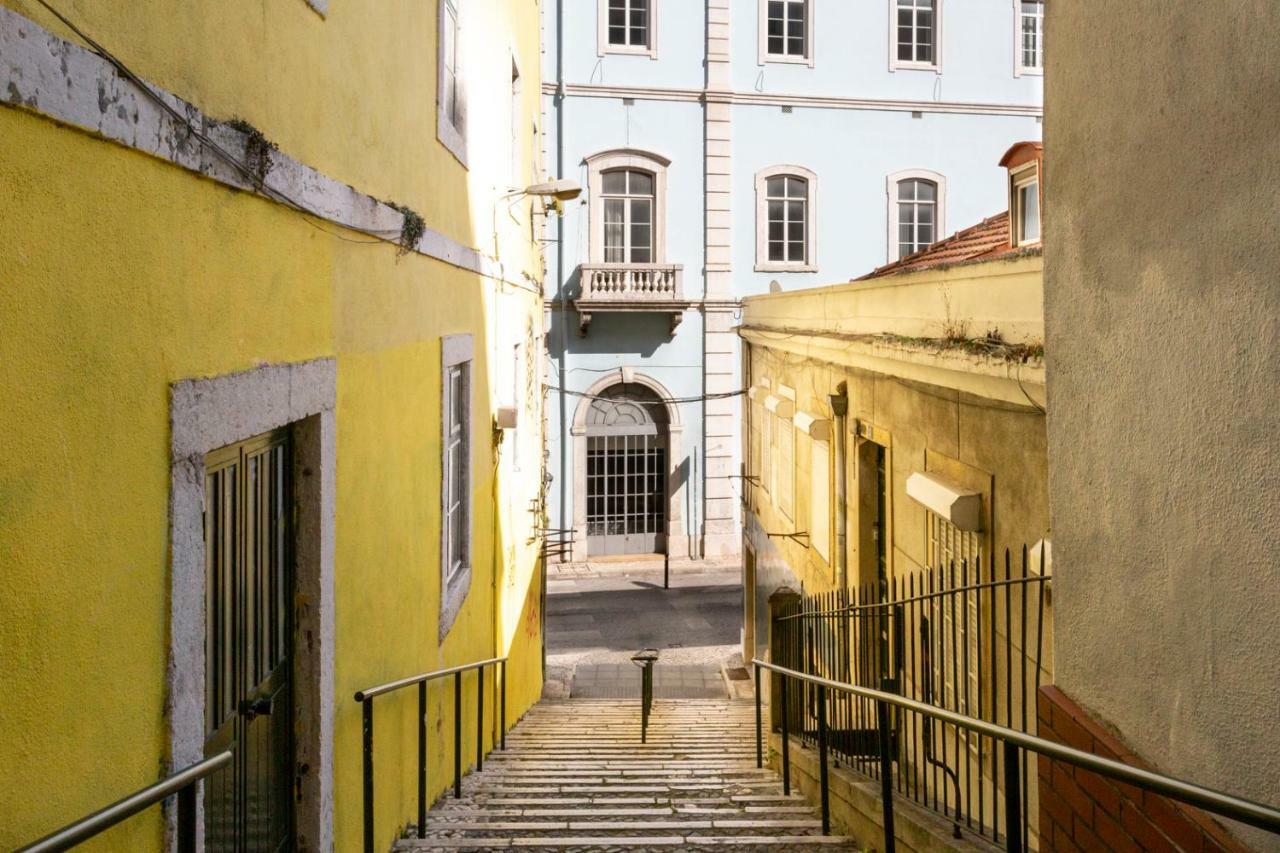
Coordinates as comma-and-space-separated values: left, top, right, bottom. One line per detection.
226, 118, 279, 189
385, 201, 426, 256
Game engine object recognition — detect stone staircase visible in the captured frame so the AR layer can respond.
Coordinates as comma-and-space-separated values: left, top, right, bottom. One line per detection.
396, 698, 859, 851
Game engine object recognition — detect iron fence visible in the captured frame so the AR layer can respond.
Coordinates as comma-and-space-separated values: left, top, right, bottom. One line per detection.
771, 546, 1050, 846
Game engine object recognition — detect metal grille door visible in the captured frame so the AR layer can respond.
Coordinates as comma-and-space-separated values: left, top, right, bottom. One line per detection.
586, 433, 666, 555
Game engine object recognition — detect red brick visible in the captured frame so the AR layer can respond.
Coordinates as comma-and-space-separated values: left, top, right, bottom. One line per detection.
1095, 807, 1142, 853
1042, 781, 1075, 831
1077, 767, 1123, 819
1143, 793, 1205, 852
1053, 820, 1083, 852
1121, 800, 1176, 853
1053, 762, 1094, 825
1038, 751, 1053, 783
1038, 687, 1053, 726
1050, 705, 1096, 751
1074, 814, 1105, 851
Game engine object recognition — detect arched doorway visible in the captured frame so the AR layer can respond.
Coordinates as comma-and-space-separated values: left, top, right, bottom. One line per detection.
584, 384, 669, 556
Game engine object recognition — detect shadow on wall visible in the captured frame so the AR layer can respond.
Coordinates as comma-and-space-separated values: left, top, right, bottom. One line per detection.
548, 307, 673, 359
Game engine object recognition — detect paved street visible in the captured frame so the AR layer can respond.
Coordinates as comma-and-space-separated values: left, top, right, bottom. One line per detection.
544, 560, 744, 698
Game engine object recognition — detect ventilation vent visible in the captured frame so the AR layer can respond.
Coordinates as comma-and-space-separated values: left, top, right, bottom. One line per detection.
781, 105, 794, 114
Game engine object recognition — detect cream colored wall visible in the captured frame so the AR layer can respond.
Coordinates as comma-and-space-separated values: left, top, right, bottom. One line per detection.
1044, 2, 1280, 845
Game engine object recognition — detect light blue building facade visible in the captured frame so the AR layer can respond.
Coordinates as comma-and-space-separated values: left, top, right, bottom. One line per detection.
543, 0, 1044, 561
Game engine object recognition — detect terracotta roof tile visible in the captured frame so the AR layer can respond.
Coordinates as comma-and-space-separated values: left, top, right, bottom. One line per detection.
859, 211, 1035, 280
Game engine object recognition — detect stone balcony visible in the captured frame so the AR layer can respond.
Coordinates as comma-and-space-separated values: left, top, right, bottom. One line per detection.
574, 263, 689, 335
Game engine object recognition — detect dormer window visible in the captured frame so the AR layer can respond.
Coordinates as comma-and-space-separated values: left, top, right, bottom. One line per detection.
1001, 141, 1044, 247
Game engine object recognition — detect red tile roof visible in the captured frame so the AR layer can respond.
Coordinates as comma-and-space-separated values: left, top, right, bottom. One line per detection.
859, 211, 1038, 280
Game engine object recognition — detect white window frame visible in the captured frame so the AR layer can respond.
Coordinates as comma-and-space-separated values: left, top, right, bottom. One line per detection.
758, 0, 815, 67
437, 0, 467, 166
585, 149, 670, 264
888, 0, 943, 73
440, 333, 473, 637
598, 0, 659, 59
755, 165, 818, 273
1013, 0, 1044, 77
1010, 162, 1041, 246
886, 168, 947, 262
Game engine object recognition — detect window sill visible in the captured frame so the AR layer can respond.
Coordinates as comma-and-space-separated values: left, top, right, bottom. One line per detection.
760, 53, 814, 67
890, 61, 942, 74
755, 263, 818, 273
1014, 66, 1044, 78
439, 564, 473, 641
437, 111, 469, 169
600, 45, 659, 60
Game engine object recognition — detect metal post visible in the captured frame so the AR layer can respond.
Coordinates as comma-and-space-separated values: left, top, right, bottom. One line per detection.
640, 661, 653, 743
817, 683, 830, 834
663, 537, 670, 589
500, 660, 508, 750
417, 682, 427, 838
1004, 741, 1023, 853
362, 698, 374, 853
454, 671, 462, 799
877, 695, 896, 853
780, 675, 791, 795
755, 663, 763, 769
477, 667, 485, 772
176, 784, 196, 853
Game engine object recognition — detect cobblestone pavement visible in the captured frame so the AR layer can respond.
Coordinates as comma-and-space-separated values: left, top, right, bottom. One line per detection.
396, 699, 859, 852
543, 563, 744, 698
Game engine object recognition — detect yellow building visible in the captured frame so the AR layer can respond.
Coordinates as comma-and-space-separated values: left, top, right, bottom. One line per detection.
740, 144, 1053, 845
0, 0, 548, 849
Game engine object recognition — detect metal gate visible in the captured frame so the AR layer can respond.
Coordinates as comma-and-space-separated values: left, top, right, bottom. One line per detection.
584, 384, 668, 556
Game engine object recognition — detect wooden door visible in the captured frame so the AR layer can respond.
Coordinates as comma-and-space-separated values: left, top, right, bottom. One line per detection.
204, 430, 294, 852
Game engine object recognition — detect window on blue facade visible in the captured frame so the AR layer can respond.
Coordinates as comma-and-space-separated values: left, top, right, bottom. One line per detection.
602, 169, 655, 264
766, 1, 808, 58
897, 178, 937, 257
767, 176, 809, 264
1020, 1, 1044, 71
608, 0, 650, 48
897, 0, 935, 64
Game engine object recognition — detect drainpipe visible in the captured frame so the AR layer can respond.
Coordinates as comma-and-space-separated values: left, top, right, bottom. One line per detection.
555, 0, 569, 560
829, 391, 849, 589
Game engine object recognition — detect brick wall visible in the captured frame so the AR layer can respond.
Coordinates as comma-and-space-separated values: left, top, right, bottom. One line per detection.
1037, 685, 1251, 852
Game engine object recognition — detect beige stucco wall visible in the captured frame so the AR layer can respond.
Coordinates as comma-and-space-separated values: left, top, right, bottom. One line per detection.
1043, 2, 1280, 848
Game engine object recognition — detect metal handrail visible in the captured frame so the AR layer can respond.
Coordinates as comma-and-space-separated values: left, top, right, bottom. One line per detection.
354, 657, 508, 853
17, 751, 233, 853
753, 659, 1280, 851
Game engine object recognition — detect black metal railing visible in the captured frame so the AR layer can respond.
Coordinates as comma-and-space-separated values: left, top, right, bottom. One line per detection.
772, 547, 1050, 843
754, 659, 1280, 851
353, 657, 507, 853
16, 751, 233, 852
630, 648, 660, 742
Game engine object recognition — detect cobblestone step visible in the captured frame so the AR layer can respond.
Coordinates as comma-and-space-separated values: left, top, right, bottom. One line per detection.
401, 699, 859, 852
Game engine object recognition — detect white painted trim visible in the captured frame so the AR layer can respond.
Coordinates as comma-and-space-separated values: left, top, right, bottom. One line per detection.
757, 0, 815, 68
304, 0, 328, 16
1012, 0, 1045, 78
540, 81, 1042, 118
584, 148, 671, 265
754, 165, 818, 273
440, 334, 474, 639
437, 0, 468, 166
763, 394, 795, 418
569, 372, 686, 560
1009, 161, 1040, 246
793, 410, 831, 441
887, 0, 943, 74
0, 7, 540, 291
906, 471, 982, 531
885, 168, 947, 262
597, 0, 659, 59
168, 359, 336, 853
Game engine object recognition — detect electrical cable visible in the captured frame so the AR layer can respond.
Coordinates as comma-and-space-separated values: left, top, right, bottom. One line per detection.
549, 384, 746, 406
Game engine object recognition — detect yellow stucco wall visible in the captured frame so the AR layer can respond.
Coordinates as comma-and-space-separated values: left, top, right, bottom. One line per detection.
0, 0, 546, 848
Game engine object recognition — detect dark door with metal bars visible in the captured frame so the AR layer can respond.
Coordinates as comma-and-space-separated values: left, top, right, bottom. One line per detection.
204, 429, 294, 852
584, 384, 669, 556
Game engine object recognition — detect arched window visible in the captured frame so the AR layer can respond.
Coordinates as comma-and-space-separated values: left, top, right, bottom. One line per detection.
755, 165, 818, 272
585, 149, 671, 265
601, 169, 655, 263
887, 169, 947, 261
